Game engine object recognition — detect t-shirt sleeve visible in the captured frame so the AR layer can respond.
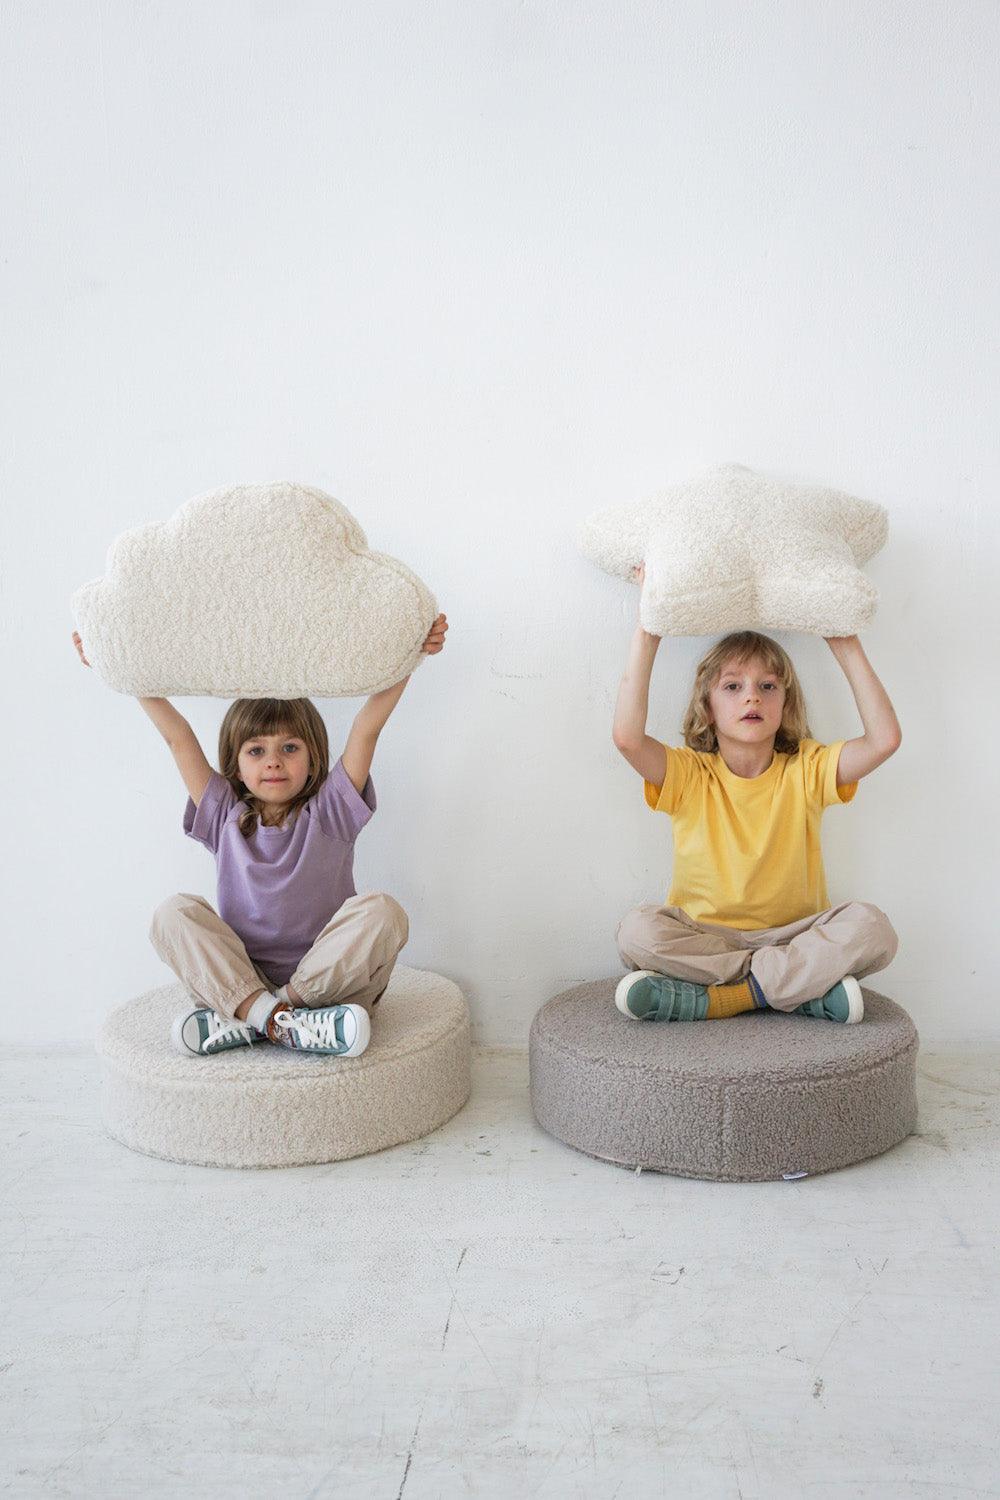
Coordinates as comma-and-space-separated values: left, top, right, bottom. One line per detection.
183, 771, 238, 852
800, 738, 858, 808
314, 757, 377, 843
643, 744, 699, 816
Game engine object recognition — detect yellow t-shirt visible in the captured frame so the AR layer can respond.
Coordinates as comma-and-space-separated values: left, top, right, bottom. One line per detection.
643, 738, 858, 931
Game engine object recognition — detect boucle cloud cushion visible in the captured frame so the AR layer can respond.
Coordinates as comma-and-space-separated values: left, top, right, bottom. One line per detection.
579, 463, 888, 637
72, 482, 437, 698
530, 979, 918, 1181
98, 966, 471, 1168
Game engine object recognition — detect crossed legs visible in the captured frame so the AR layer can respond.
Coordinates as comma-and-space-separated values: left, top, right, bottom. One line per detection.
149, 891, 409, 1023
616, 902, 898, 1012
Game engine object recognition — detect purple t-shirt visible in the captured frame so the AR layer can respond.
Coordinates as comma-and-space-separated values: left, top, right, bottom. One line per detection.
183, 758, 376, 986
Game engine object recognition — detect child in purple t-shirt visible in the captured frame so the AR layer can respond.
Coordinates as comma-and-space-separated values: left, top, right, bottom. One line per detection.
72, 615, 448, 1058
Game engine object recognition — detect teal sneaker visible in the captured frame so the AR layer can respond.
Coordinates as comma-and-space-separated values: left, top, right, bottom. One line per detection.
271, 1003, 371, 1057
793, 976, 864, 1024
171, 1008, 263, 1057
615, 970, 710, 1022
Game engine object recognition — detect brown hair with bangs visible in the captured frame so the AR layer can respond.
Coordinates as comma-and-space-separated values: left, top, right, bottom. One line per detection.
218, 698, 330, 837
681, 632, 811, 755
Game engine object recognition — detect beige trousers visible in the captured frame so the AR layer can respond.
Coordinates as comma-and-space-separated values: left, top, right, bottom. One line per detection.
149, 891, 409, 1022
616, 901, 898, 1011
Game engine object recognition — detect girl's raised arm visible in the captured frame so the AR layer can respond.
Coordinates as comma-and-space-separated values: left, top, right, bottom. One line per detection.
138, 697, 214, 806
71, 630, 214, 806
341, 612, 448, 795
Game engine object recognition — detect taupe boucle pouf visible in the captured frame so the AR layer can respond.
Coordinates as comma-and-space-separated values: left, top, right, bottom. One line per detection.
98, 966, 471, 1168
530, 979, 918, 1182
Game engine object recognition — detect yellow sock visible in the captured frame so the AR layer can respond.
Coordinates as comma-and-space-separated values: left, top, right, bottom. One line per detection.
705, 977, 758, 1018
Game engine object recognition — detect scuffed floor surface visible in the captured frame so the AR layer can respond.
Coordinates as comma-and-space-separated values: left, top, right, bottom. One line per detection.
1, 1048, 998, 1499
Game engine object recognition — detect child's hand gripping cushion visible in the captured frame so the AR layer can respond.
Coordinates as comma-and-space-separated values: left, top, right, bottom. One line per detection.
578, 463, 888, 637
72, 481, 438, 697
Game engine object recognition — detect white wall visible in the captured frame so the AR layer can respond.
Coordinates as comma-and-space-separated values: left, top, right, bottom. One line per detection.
4, 0, 998, 1046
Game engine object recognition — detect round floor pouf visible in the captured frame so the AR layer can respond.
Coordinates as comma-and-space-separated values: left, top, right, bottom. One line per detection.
530, 979, 918, 1182
98, 966, 472, 1168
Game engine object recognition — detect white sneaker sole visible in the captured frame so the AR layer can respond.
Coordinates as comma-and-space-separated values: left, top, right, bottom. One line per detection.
341, 1004, 372, 1056
614, 971, 658, 1020
169, 1009, 258, 1056
170, 1010, 204, 1056
841, 976, 864, 1024
275, 1003, 372, 1056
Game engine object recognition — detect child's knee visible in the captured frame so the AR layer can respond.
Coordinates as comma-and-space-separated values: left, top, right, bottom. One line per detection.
367, 892, 409, 945
851, 902, 899, 964
615, 905, 654, 959
616, 902, 680, 945
148, 892, 203, 943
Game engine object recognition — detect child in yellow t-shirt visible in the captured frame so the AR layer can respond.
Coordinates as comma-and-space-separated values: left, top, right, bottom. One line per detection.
611, 569, 901, 1025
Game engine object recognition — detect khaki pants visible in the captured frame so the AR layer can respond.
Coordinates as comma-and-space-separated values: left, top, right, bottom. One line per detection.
616, 901, 898, 1011
149, 891, 409, 1022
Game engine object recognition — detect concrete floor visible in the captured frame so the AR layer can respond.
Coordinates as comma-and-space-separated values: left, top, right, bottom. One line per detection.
2, 1047, 999, 1500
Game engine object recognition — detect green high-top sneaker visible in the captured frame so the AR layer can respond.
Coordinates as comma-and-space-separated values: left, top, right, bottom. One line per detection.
171, 1008, 263, 1056
793, 976, 864, 1024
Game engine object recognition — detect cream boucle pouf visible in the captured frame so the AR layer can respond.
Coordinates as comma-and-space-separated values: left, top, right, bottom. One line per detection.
98, 967, 471, 1168
530, 979, 918, 1182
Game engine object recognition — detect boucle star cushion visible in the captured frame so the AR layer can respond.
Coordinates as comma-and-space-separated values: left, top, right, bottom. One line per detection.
72, 481, 437, 698
579, 463, 888, 637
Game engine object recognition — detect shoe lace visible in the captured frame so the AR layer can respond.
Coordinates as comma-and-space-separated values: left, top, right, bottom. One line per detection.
272, 1007, 345, 1050
204, 1015, 255, 1050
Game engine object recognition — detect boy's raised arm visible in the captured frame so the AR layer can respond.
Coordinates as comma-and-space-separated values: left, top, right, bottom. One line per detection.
612, 577, 669, 790
824, 635, 902, 785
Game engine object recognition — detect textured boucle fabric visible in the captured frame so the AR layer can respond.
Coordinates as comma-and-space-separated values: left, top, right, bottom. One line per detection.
72, 481, 437, 698
529, 979, 918, 1182
98, 966, 471, 1168
578, 463, 888, 637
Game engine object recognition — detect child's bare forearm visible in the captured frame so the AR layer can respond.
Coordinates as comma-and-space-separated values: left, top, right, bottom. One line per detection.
613, 627, 661, 749
340, 678, 411, 794
340, 616, 445, 793
825, 637, 901, 748
138, 696, 196, 746
351, 676, 410, 744
139, 697, 212, 799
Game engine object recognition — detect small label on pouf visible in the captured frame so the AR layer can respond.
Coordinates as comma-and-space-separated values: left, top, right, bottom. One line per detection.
782, 1170, 809, 1180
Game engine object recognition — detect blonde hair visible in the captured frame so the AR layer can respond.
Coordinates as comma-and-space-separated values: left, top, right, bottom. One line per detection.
681, 632, 811, 755
218, 698, 330, 837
